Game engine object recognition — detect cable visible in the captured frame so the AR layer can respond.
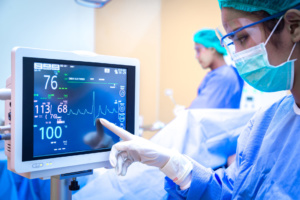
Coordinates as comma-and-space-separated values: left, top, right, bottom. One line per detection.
0, 88, 11, 100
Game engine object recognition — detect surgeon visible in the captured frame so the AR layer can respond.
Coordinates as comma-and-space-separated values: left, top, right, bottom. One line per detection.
189, 28, 243, 109
100, 0, 300, 198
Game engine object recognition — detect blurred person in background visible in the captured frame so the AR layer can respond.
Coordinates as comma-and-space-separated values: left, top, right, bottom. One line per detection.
189, 28, 244, 109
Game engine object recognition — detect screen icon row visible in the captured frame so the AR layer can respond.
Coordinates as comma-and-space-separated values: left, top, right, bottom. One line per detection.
34, 63, 60, 71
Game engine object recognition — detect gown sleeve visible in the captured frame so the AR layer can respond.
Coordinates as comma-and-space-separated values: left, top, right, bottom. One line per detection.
164, 115, 256, 200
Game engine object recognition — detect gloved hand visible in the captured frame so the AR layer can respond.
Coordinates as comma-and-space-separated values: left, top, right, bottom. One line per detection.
100, 118, 193, 189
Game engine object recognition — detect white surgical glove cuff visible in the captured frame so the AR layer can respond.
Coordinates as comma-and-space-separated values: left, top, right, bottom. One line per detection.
160, 152, 193, 190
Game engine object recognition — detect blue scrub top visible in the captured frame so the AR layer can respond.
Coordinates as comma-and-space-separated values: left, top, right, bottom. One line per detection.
189, 65, 244, 109
165, 95, 300, 199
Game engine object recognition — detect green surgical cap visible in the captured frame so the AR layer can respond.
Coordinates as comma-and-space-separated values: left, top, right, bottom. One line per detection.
193, 29, 227, 55
218, 0, 300, 15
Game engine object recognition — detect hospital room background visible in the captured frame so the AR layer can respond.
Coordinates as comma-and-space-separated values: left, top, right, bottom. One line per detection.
0, 0, 287, 133
0, 0, 289, 199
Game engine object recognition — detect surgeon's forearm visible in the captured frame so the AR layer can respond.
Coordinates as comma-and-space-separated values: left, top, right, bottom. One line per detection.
160, 153, 193, 190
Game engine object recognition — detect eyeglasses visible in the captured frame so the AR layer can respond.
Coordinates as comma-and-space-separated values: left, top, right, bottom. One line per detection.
215, 4, 300, 57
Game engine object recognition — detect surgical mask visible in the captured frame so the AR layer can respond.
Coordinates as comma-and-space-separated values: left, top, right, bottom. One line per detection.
233, 17, 297, 92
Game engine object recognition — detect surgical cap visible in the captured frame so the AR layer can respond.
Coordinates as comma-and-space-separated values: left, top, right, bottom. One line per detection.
218, 0, 300, 15
193, 29, 227, 55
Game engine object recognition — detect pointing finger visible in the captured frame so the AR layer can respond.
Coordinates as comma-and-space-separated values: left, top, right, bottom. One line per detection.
100, 118, 135, 141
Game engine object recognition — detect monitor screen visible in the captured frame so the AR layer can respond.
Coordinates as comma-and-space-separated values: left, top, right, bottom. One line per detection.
22, 57, 136, 161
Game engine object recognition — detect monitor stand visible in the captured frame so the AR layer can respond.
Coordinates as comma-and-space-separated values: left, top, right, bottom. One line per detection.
50, 170, 93, 200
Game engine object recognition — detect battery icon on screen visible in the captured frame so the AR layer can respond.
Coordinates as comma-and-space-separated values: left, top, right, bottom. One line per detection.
104, 68, 110, 73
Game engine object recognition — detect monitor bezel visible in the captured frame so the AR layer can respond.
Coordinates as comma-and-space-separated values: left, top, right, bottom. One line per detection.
11, 47, 140, 174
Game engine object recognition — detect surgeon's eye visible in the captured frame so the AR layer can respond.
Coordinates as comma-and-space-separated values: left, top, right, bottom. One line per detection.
234, 35, 248, 45
195, 49, 201, 55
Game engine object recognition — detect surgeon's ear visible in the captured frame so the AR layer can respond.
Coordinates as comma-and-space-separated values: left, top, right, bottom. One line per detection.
285, 9, 300, 43
209, 47, 217, 54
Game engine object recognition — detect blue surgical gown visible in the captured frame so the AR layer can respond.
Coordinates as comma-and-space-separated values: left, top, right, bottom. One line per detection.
165, 95, 300, 199
189, 65, 244, 109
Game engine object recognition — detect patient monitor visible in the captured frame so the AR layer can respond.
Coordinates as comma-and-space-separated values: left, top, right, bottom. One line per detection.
4, 47, 140, 179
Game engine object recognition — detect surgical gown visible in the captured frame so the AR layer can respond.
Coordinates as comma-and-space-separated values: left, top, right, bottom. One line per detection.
189, 65, 244, 109
73, 109, 254, 200
165, 95, 300, 199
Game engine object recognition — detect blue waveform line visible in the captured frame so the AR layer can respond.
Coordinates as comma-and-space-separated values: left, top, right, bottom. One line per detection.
67, 91, 118, 125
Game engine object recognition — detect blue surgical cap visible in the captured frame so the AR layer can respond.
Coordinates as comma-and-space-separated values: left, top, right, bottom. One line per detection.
193, 29, 227, 55
218, 0, 300, 15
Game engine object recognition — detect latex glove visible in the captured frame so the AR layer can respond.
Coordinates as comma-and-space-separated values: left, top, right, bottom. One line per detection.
100, 118, 193, 189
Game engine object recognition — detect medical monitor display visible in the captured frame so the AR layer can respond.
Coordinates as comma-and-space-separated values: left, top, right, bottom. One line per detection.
22, 58, 136, 161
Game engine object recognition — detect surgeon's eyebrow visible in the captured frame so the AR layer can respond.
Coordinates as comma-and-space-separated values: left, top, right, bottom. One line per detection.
232, 26, 243, 32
